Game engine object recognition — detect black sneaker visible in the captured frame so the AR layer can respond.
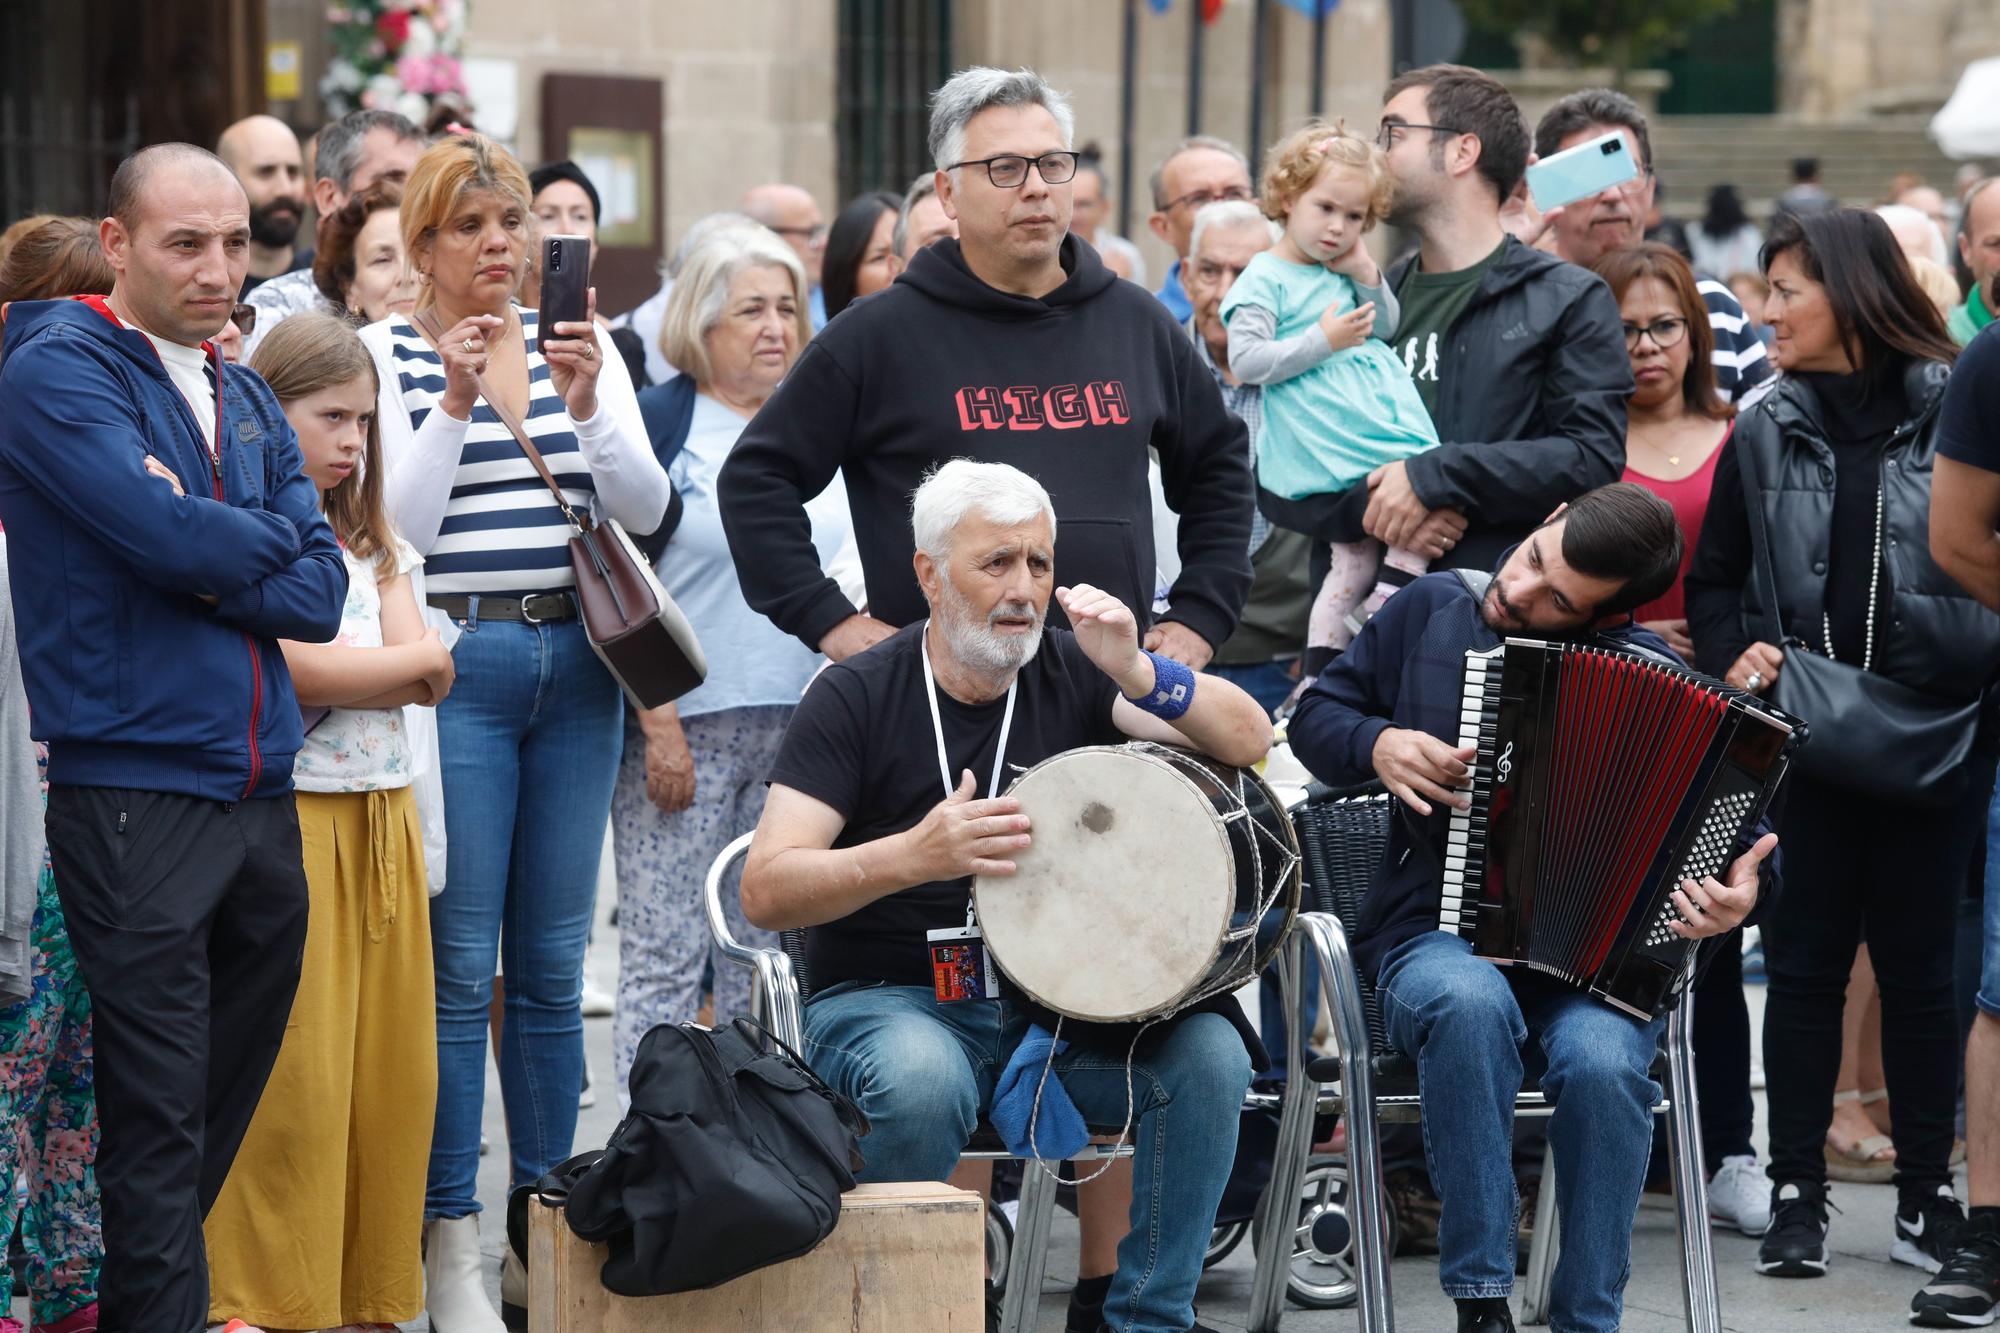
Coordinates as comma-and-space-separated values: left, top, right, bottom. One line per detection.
1912, 1217, 2000, 1327
1456, 1295, 1517, 1331
1757, 1180, 1831, 1277
1066, 1273, 1112, 1332
1897, 1184, 1972, 1274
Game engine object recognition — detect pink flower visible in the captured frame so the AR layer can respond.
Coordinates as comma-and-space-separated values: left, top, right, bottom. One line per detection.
395, 53, 429, 91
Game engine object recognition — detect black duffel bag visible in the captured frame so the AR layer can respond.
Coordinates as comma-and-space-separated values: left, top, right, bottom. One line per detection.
507, 1017, 868, 1296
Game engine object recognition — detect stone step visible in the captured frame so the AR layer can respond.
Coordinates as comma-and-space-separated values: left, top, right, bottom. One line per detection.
1648, 114, 1965, 219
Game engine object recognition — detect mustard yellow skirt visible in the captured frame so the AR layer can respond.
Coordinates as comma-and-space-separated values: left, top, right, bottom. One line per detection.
206, 786, 437, 1328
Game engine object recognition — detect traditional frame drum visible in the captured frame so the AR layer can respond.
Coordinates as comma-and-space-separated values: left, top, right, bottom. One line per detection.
973, 742, 1301, 1023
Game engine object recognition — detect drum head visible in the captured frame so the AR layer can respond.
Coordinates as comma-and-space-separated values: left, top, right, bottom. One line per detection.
975, 747, 1234, 1022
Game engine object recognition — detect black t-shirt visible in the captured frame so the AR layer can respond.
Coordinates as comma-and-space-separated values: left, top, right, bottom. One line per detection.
768, 622, 1123, 992
1939, 323, 2000, 473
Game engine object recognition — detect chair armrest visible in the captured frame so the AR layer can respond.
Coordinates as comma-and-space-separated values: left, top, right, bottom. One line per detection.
702, 831, 806, 1049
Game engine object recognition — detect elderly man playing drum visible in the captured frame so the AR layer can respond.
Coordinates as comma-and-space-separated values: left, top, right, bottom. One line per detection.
1286, 482, 1778, 1333
743, 460, 1272, 1333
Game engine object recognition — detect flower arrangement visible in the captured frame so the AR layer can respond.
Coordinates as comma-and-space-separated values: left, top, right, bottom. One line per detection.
321, 0, 469, 125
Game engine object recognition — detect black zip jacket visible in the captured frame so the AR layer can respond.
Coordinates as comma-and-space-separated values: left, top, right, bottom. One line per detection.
718, 237, 1254, 650
1257, 237, 1631, 573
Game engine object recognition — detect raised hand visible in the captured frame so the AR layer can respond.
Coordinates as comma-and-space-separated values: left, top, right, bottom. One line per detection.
543, 285, 603, 422
1320, 300, 1376, 352
434, 313, 508, 420
1057, 583, 1144, 684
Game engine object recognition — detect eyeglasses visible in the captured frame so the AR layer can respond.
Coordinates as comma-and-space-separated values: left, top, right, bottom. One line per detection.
1622, 316, 1688, 351
1159, 184, 1255, 214
1374, 121, 1465, 151
765, 223, 828, 248
948, 151, 1080, 189
230, 302, 257, 335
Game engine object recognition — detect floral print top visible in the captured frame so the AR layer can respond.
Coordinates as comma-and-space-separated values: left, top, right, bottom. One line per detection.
294, 536, 424, 794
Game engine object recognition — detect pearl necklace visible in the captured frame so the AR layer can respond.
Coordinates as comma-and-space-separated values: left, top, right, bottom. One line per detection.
1822, 478, 1884, 673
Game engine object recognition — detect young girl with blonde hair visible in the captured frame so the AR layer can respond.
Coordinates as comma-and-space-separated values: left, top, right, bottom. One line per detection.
1223, 123, 1440, 669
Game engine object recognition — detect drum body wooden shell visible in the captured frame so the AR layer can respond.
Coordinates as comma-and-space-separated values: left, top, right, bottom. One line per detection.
973, 744, 1300, 1023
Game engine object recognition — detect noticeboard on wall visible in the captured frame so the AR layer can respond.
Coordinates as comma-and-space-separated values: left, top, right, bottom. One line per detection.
541, 74, 664, 319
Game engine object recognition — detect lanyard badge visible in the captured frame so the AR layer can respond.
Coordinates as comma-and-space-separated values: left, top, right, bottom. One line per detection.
921, 620, 1015, 1003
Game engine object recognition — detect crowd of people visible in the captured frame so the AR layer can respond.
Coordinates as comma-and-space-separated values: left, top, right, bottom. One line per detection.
0, 52, 1996, 1333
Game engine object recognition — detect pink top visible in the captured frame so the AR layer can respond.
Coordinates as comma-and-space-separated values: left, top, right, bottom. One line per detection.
1621, 422, 1733, 624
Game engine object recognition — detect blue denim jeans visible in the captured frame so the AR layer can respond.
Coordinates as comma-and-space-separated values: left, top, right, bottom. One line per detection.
804, 983, 1252, 1333
1377, 932, 1663, 1333
426, 616, 622, 1217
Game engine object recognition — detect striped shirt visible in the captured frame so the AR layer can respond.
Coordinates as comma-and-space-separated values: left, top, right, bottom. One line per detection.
1698, 276, 1773, 405
368, 308, 666, 598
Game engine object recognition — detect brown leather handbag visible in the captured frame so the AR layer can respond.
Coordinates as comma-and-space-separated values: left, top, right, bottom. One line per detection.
413, 309, 706, 708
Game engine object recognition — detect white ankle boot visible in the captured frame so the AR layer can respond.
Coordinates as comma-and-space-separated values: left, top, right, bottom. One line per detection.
424, 1214, 507, 1333
501, 1240, 528, 1329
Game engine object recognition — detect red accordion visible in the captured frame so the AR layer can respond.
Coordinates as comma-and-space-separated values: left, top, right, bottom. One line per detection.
1442, 638, 1806, 1018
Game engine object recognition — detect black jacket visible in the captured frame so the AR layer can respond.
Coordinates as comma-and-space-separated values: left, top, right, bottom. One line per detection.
1257, 237, 1631, 573
717, 236, 1254, 650
1685, 362, 2000, 705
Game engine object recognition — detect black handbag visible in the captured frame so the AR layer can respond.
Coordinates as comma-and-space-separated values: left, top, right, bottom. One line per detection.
1738, 435, 1980, 805
507, 1017, 868, 1298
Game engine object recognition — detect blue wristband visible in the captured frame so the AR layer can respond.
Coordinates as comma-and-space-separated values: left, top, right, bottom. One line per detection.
1126, 650, 1195, 720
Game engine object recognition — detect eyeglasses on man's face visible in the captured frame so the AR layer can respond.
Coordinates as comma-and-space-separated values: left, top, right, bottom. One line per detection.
1374, 121, 1465, 152
948, 151, 1081, 189
1622, 316, 1688, 351
766, 223, 829, 249
1159, 184, 1254, 215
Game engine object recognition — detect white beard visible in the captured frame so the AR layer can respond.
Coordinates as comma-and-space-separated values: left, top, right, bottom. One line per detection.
936, 576, 1044, 676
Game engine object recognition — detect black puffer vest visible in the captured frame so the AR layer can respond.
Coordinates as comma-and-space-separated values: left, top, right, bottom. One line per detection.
1736, 360, 2000, 703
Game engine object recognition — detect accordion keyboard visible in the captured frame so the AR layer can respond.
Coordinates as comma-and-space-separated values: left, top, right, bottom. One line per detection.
1441, 646, 1502, 939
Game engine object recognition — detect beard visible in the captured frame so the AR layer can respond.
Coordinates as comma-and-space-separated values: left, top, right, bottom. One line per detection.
937, 576, 1044, 677
249, 196, 304, 248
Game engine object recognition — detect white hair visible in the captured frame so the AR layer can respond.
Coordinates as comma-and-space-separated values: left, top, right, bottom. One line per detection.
658, 227, 810, 384
927, 67, 1075, 176
1875, 203, 1948, 267
667, 210, 760, 278
1189, 199, 1281, 265
910, 460, 1057, 561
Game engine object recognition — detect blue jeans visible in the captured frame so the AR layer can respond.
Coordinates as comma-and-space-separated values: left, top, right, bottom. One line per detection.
1209, 659, 1298, 719
426, 617, 622, 1217
804, 984, 1252, 1333
1377, 932, 1663, 1333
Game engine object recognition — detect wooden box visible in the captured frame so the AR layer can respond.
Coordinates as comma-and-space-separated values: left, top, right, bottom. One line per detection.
528, 1180, 984, 1331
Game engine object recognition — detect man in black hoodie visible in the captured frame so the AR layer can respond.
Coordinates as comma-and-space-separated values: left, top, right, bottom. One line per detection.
718, 66, 1254, 670
1257, 65, 1632, 578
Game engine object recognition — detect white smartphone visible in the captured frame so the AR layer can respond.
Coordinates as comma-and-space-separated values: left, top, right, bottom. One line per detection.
1525, 131, 1640, 212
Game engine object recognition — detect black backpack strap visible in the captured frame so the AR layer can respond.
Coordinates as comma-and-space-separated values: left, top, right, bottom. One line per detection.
1452, 568, 1493, 601
505, 1149, 606, 1265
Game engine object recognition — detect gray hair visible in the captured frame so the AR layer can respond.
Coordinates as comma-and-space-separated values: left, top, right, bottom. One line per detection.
1876, 203, 1949, 266
658, 227, 811, 386
668, 210, 760, 278
1148, 135, 1250, 210
911, 460, 1057, 561
927, 67, 1075, 176
1189, 199, 1281, 265
316, 109, 424, 193
893, 174, 939, 259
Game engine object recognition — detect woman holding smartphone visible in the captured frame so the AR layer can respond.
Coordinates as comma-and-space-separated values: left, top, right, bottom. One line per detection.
361, 132, 666, 1333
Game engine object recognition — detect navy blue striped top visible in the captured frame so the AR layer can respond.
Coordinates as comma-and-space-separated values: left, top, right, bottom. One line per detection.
383, 310, 595, 596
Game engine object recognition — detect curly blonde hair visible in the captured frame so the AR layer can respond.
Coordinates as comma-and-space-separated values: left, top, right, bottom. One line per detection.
1259, 121, 1394, 231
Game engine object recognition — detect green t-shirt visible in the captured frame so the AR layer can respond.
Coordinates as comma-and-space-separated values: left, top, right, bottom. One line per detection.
1391, 239, 1507, 419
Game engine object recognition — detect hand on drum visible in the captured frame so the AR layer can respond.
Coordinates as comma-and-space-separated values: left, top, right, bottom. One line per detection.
1667, 831, 1776, 940
903, 770, 1032, 881
1371, 727, 1475, 816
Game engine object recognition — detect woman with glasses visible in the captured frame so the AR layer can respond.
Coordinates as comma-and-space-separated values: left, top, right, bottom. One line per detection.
1685, 208, 2000, 1284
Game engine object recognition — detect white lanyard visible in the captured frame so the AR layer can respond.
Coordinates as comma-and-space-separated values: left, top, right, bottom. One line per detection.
919, 619, 1018, 802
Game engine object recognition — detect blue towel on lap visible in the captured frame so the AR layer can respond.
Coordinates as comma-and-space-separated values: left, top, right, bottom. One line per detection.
989, 1022, 1089, 1160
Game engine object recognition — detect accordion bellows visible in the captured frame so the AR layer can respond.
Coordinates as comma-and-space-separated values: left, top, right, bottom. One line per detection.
1444, 639, 1807, 1018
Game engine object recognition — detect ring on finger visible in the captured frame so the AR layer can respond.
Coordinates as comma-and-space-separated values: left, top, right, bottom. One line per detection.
462, 338, 477, 353
581, 343, 595, 359
1746, 670, 1763, 691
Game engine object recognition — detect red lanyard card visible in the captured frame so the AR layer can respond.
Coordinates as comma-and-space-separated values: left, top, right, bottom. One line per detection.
928, 924, 1000, 1003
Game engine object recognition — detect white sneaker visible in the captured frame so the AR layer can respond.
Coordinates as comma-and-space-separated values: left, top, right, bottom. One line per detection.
1708, 1154, 1772, 1236
581, 978, 614, 1017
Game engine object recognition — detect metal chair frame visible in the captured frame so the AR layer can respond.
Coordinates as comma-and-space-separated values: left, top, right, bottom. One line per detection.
1271, 789, 1723, 1333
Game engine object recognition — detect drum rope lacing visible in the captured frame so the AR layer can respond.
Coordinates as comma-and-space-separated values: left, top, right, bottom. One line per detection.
1017, 740, 1302, 1183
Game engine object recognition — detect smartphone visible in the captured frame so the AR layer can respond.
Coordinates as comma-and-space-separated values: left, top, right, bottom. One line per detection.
540, 233, 591, 335
1525, 131, 1640, 212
